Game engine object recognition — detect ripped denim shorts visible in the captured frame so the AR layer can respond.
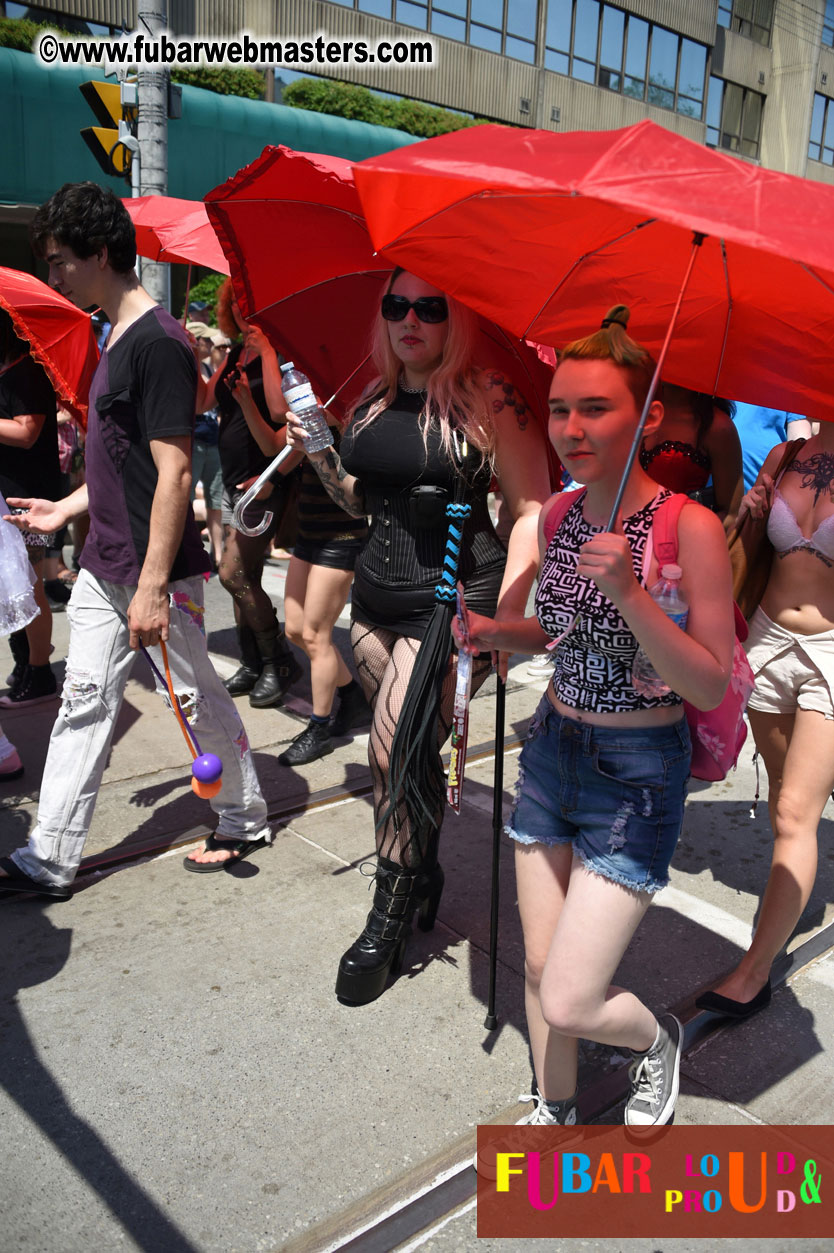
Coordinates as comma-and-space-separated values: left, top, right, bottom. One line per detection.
506, 696, 691, 894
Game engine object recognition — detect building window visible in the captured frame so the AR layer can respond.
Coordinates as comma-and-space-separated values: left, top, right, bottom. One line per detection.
543, 1, 707, 120
716, 0, 774, 47
824, 0, 834, 47
331, 0, 537, 63
809, 92, 834, 164
706, 76, 764, 158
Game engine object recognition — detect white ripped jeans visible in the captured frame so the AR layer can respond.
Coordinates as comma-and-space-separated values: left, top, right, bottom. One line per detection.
12, 569, 270, 887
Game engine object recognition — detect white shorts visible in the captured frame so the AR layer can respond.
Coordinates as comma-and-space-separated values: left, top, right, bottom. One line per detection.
746, 607, 834, 720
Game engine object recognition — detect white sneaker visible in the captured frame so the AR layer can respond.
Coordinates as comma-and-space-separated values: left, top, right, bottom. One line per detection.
527, 653, 555, 678
625, 1014, 683, 1126
474, 1092, 579, 1179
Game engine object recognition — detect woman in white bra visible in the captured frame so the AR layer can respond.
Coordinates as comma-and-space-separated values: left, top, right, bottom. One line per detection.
697, 421, 834, 1020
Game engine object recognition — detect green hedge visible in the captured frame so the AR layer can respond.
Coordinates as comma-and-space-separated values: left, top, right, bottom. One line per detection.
282, 78, 486, 138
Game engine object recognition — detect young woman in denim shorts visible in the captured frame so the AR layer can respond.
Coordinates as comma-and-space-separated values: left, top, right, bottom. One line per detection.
457, 308, 734, 1131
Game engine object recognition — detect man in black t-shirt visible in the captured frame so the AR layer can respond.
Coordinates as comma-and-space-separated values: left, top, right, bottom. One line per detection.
0, 183, 271, 898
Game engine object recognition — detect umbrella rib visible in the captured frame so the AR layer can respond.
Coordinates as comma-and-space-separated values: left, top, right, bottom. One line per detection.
247, 268, 392, 320
212, 199, 369, 231
520, 218, 657, 340
711, 239, 733, 397
800, 262, 834, 299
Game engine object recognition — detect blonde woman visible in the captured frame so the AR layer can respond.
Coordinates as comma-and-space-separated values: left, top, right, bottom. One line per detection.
286, 268, 550, 1004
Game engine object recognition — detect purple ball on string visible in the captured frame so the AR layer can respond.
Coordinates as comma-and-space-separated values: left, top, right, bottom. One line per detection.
192, 753, 223, 784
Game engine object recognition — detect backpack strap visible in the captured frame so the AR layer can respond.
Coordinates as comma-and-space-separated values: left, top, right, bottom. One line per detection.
645, 493, 690, 576
543, 488, 585, 547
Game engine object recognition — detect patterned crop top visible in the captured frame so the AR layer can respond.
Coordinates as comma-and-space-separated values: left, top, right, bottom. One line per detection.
535, 491, 682, 714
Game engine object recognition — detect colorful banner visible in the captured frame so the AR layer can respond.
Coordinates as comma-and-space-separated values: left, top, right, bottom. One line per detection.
476, 1125, 832, 1238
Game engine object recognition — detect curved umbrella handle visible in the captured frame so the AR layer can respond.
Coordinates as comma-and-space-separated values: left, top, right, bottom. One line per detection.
231, 445, 293, 536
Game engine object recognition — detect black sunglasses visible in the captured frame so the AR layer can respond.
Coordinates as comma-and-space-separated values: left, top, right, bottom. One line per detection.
381, 294, 449, 324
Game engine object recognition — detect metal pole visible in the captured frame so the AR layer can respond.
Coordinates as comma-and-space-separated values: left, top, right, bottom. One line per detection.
484, 674, 506, 1031
136, 0, 169, 308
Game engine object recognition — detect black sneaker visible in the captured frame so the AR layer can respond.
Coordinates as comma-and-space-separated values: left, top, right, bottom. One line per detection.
277, 719, 335, 766
330, 682, 372, 736
0, 664, 59, 708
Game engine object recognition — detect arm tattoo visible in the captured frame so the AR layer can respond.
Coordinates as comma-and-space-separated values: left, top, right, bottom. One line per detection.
483, 371, 529, 431
314, 449, 366, 517
786, 452, 834, 504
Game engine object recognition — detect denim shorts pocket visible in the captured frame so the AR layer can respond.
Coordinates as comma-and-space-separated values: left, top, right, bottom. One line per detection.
591, 745, 664, 793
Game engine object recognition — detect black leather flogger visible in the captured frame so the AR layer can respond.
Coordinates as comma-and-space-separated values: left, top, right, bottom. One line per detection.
335, 856, 445, 1005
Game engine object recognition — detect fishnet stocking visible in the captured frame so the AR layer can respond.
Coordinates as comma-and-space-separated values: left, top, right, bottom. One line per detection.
351, 620, 491, 867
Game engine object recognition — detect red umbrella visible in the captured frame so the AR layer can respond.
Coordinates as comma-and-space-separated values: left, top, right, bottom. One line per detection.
205, 144, 557, 447
124, 196, 229, 273
0, 267, 98, 426
353, 119, 834, 424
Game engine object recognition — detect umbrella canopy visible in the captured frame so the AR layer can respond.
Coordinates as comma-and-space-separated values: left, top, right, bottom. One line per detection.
0, 266, 98, 426
353, 119, 834, 422
124, 196, 230, 273
205, 144, 558, 461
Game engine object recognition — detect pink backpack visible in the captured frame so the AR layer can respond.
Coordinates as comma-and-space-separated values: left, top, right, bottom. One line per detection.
542, 490, 754, 782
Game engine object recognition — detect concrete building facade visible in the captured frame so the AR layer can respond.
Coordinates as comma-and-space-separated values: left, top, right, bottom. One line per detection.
8, 0, 834, 182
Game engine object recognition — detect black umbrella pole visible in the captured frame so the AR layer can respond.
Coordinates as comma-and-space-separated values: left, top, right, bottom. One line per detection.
484, 672, 506, 1031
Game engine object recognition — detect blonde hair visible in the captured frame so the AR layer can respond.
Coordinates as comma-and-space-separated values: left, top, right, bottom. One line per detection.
347, 269, 495, 465
558, 305, 657, 408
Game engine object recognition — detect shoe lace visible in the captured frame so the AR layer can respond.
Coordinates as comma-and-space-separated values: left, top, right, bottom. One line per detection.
629, 1052, 663, 1107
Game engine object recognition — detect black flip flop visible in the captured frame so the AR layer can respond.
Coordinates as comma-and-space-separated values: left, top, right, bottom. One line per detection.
183, 833, 270, 873
0, 856, 72, 900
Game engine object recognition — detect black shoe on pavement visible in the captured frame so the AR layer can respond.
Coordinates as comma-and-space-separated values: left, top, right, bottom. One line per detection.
44, 578, 72, 605
223, 664, 261, 696
0, 664, 59, 708
330, 681, 372, 736
249, 654, 303, 708
277, 718, 335, 766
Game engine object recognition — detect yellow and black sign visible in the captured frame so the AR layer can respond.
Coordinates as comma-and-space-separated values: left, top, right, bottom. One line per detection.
79, 80, 136, 178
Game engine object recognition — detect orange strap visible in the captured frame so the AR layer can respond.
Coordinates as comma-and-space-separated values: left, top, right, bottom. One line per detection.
160, 639, 197, 759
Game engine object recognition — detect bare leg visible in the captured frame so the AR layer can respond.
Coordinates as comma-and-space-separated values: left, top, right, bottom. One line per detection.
711, 707, 834, 1002
285, 558, 353, 717
516, 845, 656, 1101
205, 507, 223, 567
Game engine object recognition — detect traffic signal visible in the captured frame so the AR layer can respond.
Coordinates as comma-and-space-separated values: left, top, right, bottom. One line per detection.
79, 79, 137, 179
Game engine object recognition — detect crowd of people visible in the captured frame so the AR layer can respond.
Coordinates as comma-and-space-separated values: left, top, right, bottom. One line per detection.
0, 181, 831, 1137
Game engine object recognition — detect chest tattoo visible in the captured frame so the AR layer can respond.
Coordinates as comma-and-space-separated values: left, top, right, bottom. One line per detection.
786, 453, 834, 504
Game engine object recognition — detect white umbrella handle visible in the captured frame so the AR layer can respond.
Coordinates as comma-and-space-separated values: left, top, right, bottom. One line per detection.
231, 446, 293, 536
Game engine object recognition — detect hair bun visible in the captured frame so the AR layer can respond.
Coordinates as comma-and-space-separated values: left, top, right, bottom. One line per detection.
601, 304, 630, 330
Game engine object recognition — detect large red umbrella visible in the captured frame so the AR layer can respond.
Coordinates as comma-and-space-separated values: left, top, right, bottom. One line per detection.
205, 144, 556, 443
124, 196, 229, 273
0, 267, 98, 426
353, 119, 834, 424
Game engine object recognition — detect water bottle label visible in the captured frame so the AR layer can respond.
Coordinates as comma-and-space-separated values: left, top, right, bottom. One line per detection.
669, 611, 689, 630
284, 382, 316, 409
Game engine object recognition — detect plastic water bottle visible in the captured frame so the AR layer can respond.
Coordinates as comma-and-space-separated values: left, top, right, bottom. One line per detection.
631, 564, 689, 698
280, 362, 334, 454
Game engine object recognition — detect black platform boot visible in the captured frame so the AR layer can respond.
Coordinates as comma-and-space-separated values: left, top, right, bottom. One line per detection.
223, 625, 262, 696
249, 623, 302, 708
335, 855, 445, 1005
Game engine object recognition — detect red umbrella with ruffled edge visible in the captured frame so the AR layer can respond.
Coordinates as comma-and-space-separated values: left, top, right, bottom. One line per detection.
0, 267, 98, 427
124, 196, 230, 273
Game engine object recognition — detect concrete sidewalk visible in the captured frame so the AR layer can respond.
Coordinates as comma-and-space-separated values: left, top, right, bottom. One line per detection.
1, 575, 833, 1251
